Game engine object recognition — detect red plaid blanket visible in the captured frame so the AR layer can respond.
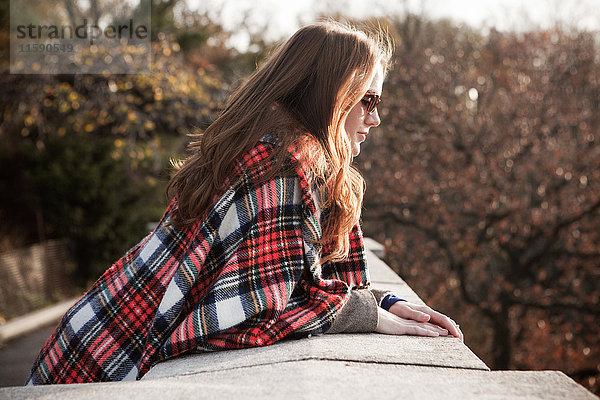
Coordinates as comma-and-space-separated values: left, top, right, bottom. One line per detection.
27, 137, 369, 384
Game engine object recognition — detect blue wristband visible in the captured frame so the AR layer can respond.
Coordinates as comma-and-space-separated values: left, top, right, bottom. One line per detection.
381, 294, 406, 311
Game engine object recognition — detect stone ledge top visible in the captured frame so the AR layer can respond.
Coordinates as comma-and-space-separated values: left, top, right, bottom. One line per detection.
143, 333, 488, 380
3, 362, 596, 400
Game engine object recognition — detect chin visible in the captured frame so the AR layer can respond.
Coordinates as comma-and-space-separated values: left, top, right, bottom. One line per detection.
351, 145, 361, 157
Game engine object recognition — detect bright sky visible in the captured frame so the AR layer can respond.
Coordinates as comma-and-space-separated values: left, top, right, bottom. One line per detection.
186, 0, 600, 50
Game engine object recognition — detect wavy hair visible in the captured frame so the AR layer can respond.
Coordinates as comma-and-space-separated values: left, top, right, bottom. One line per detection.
167, 20, 393, 263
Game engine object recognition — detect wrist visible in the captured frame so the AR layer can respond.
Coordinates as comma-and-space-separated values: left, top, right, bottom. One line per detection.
381, 294, 406, 311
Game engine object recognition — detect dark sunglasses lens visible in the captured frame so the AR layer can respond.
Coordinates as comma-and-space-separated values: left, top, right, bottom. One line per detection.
365, 95, 379, 114
367, 96, 375, 114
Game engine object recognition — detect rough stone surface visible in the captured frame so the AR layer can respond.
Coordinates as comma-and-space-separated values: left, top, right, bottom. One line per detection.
363, 237, 385, 258
143, 333, 487, 380
2, 362, 596, 400
364, 249, 404, 284
157, 362, 598, 400
370, 281, 425, 304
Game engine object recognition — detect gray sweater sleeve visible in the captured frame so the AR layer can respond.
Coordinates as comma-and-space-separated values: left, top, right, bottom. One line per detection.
327, 288, 400, 334
327, 289, 379, 333
370, 288, 396, 305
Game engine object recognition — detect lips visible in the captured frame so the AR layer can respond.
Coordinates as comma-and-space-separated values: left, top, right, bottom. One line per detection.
355, 132, 367, 144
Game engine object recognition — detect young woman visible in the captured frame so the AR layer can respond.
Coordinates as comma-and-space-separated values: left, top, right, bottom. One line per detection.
28, 20, 462, 385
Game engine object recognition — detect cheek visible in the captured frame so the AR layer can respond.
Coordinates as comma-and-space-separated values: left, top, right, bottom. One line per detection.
345, 104, 363, 133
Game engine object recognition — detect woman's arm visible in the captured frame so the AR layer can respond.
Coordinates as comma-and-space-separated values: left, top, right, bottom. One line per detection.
327, 289, 463, 341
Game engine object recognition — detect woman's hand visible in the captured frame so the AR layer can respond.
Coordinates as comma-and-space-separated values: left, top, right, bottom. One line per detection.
375, 301, 463, 341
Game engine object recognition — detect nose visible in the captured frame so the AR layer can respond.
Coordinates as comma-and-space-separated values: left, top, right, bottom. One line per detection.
365, 109, 381, 127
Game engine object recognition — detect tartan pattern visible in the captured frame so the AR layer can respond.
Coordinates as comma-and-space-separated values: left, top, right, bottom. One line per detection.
27, 138, 369, 384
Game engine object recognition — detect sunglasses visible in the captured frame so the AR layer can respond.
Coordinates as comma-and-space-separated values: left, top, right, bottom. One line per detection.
361, 92, 381, 114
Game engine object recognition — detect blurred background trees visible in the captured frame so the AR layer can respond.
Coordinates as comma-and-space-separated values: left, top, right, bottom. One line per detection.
0, 0, 247, 282
359, 16, 599, 393
0, 0, 598, 394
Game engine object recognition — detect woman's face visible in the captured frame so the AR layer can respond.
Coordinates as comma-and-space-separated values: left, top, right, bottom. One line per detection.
345, 64, 384, 157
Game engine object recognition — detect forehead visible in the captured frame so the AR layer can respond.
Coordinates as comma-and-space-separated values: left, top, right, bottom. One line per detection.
366, 63, 384, 94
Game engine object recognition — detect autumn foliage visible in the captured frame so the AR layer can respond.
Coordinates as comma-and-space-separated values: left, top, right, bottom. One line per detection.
359, 17, 600, 393
0, 19, 228, 281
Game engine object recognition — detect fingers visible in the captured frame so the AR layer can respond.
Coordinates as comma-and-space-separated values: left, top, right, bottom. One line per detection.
395, 317, 448, 337
454, 323, 464, 341
404, 324, 440, 337
388, 302, 464, 341
425, 311, 463, 341
422, 321, 449, 336
376, 308, 448, 337
389, 302, 430, 323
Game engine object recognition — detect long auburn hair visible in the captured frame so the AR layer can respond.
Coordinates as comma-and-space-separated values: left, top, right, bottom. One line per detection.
167, 20, 392, 264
